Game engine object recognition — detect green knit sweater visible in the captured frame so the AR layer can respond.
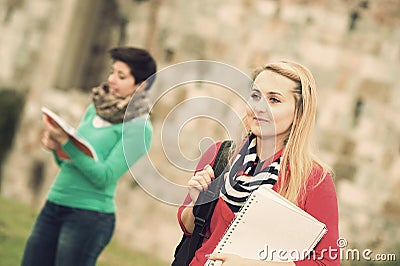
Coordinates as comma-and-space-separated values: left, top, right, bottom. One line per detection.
47, 104, 153, 213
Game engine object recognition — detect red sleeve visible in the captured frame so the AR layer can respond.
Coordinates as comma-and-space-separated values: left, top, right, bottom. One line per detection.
295, 170, 340, 266
177, 141, 223, 236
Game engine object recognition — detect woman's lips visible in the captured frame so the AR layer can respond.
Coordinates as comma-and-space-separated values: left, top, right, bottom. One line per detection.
109, 88, 117, 95
254, 117, 269, 123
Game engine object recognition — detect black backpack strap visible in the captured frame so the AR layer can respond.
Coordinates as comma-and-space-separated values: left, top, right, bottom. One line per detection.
185, 139, 234, 263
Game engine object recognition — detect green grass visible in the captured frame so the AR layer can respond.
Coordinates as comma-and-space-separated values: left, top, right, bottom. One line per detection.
0, 196, 168, 266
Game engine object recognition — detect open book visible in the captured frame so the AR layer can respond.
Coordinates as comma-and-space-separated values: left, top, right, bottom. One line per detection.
41, 107, 98, 161
205, 186, 327, 265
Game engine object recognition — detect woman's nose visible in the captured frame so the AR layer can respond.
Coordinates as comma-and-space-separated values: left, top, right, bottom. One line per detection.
108, 73, 116, 84
252, 97, 269, 113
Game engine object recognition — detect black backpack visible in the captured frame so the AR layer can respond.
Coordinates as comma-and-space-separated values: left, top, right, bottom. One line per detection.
171, 140, 234, 266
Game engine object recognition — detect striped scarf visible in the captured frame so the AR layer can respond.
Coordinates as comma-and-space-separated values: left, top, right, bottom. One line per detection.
221, 133, 281, 213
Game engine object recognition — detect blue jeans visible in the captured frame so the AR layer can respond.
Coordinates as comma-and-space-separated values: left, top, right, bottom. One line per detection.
21, 201, 115, 266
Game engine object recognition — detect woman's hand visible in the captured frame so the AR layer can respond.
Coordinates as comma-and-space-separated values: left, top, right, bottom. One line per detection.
41, 118, 68, 150
187, 164, 215, 203
180, 164, 215, 233
208, 253, 296, 265
208, 253, 254, 265
41, 130, 61, 151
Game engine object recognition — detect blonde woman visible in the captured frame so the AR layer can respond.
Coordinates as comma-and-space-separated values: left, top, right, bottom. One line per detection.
177, 61, 339, 265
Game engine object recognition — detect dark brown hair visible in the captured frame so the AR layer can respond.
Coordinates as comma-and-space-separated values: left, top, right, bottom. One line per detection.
108, 47, 157, 90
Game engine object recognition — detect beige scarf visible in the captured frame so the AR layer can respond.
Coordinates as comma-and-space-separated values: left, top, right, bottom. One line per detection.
92, 83, 150, 124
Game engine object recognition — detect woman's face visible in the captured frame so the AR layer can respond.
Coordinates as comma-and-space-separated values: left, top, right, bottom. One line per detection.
246, 70, 297, 147
107, 60, 142, 98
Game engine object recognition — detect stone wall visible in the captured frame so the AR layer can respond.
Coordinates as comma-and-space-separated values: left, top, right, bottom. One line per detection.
1, 0, 399, 263
125, 0, 400, 259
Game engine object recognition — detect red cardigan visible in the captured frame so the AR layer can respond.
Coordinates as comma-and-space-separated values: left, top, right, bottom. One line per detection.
177, 142, 340, 266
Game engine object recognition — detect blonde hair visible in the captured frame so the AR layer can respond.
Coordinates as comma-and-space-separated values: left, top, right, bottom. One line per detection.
253, 61, 331, 204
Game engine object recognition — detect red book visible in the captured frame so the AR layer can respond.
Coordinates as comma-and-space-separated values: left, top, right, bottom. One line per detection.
41, 107, 98, 161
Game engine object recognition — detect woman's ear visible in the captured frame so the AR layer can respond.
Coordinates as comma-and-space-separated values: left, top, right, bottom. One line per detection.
135, 81, 147, 92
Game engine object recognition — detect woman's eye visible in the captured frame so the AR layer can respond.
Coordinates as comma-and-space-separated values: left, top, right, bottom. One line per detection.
250, 92, 261, 100
269, 97, 280, 103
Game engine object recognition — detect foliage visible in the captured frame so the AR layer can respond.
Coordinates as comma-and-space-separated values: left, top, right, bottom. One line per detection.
0, 89, 25, 188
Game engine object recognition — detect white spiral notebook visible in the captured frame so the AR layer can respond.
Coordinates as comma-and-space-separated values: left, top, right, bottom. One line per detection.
205, 186, 327, 265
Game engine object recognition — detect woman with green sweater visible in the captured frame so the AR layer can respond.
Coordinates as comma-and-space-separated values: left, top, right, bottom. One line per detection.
21, 47, 156, 266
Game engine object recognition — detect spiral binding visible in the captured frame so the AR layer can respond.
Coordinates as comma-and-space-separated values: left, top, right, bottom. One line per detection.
205, 192, 258, 266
